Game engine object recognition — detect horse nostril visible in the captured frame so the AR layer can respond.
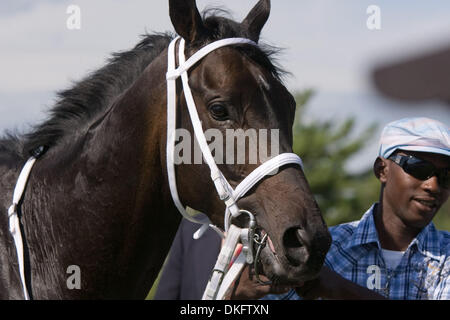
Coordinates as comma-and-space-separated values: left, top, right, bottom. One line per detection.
283, 227, 304, 248
296, 228, 311, 248
283, 227, 310, 266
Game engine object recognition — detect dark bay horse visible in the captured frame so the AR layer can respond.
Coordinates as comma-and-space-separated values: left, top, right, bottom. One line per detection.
0, 0, 331, 299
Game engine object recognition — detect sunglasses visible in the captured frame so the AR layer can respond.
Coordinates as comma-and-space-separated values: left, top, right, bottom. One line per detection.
388, 154, 449, 189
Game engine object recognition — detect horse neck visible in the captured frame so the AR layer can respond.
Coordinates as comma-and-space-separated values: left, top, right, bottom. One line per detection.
25, 49, 181, 298
86, 50, 183, 296
98, 52, 182, 296
102, 49, 183, 234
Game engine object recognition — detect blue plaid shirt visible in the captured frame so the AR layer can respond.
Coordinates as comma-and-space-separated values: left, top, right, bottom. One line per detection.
265, 203, 450, 300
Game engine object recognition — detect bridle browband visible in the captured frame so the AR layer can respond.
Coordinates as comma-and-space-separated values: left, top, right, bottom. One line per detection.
165, 36, 304, 299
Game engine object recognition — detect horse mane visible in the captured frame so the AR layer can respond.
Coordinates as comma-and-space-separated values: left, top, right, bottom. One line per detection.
23, 33, 175, 158
0, 9, 286, 163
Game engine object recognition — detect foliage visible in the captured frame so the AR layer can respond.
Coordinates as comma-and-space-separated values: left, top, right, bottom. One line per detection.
292, 90, 378, 226
434, 202, 450, 231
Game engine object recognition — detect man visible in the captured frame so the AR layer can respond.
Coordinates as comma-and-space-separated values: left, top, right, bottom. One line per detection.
264, 117, 449, 300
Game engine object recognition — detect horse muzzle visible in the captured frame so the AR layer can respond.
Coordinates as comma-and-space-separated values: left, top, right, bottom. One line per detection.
255, 223, 331, 284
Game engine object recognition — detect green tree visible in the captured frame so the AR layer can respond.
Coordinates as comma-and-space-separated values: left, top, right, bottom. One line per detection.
434, 202, 450, 230
293, 90, 378, 226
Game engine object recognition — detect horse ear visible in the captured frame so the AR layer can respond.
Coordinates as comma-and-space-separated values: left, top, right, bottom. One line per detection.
241, 0, 271, 42
169, 0, 207, 42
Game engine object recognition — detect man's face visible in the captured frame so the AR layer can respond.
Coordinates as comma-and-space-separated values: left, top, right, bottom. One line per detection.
380, 150, 449, 229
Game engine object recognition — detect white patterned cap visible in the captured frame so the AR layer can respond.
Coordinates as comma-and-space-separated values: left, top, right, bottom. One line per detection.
378, 117, 450, 159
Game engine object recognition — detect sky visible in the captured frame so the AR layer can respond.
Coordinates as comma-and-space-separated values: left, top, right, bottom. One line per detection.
1, 0, 449, 172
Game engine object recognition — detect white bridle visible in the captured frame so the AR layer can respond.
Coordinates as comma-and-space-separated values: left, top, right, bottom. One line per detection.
166, 36, 303, 299
7, 36, 304, 301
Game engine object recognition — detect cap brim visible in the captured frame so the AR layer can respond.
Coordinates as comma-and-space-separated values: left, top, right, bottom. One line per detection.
384, 146, 450, 159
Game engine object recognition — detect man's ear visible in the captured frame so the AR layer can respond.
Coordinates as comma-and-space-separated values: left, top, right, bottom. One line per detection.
374, 157, 388, 183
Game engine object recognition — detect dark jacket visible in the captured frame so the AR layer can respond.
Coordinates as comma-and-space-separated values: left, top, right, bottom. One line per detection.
154, 219, 221, 300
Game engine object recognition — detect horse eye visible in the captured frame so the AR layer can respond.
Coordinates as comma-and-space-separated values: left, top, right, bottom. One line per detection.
209, 103, 229, 121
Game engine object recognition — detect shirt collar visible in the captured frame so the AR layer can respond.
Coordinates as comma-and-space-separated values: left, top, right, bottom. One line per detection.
348, 203, 380, 249
348, 203, 442, 260
408, 222, 441, 260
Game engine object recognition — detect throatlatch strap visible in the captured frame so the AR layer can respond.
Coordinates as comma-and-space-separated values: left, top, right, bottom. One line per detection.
166, 36, 303, 232
166, 37, 211, 228
8, 156, 37, 300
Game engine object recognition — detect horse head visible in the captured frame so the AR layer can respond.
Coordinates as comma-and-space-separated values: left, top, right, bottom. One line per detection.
167, 0, 331, 284
0, 0, 332, 300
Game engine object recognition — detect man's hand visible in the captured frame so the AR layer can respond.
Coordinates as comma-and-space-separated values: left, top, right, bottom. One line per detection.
221, 239, 291, 299
227, 265, 292, 300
